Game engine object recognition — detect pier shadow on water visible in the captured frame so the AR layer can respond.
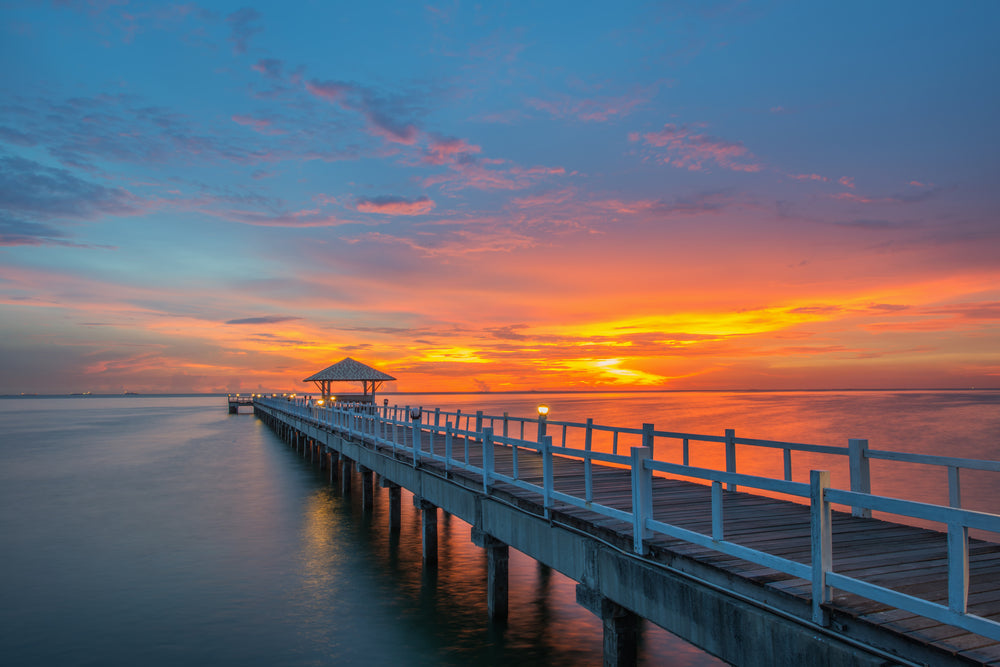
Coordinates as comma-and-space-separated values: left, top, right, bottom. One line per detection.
294, 441, 725, 666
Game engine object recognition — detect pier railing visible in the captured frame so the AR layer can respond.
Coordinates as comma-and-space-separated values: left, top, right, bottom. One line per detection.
257, 396, 1000, 641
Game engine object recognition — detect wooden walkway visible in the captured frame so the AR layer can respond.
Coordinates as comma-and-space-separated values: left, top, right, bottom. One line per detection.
258, 400, 1000, 665
355, 421, 1000, 664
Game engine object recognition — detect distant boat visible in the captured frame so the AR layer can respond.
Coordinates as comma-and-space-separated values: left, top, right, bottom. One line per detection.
122, 391, 139, 395
71, 392, 92, 396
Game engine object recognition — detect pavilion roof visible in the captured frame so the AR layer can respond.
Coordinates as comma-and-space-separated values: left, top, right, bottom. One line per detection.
302, 357, 396, 383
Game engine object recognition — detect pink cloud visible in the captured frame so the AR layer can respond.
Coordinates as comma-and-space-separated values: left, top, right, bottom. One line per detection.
231, 114, 283, 135
527, 92, 647, 122
839, 176, 855, 189
788, 172, 829, 182
831, 192, 877, 204
512, 189, 574, 208
633, 123, 762, 173
213, 207, 355, 228
305, 79, 419, 145
252, 58, 283, 79
423, 135, 481, 165
355, 195, 436, 216
423, 159, 565, 191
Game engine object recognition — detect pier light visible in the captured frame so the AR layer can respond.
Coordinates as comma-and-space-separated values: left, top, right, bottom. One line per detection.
537, 404, 549, 441
316, 399, 325, 406
384, 398, 389, 406
410, 406, 423, 421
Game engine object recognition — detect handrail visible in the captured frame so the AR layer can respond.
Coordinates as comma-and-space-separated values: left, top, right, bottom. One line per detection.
253, 395, 1000, 641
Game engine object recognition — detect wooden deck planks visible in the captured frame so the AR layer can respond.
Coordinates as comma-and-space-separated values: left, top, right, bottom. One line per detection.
286, 412, 1000, 662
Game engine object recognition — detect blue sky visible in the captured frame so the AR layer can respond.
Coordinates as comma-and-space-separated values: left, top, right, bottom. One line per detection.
2, 1, 999, 393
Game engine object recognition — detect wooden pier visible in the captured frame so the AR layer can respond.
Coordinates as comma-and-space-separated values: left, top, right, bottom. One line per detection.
250, 396, 1000, 667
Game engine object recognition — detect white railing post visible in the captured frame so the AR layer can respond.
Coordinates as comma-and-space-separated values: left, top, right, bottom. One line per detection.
810, 470, 833, 625
482, 427, 494, 494
631, 446, 653, 555
643, 423, 655, 460
584, 418, 594, 503
542, 435, 553, 519
434, 407, 440, 428
948, 465, 962, 508
445, 421, 453, 471
849, 438, 872, 518
725, 429, 737, 491
503, 412, 509, 439
475, 411, 483, 439
712, 480, 724, 541
410, 408, 420, 467
948, 515, 970, 613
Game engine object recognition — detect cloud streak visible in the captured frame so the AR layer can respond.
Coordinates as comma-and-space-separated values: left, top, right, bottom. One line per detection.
630, 123, 762, 172
355, 195, 436, 216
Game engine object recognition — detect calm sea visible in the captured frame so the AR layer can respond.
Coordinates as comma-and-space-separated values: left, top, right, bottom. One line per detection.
1, 391, 997, 666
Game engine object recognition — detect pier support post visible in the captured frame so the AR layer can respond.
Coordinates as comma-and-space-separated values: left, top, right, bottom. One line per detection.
472, 529, 509, 622
360, 466, 374, 511
576, 586, 639, 667
340, 457, 352, 495
328, 451, 339, 483
414, 497, 438, 566
381, 479, 401, 531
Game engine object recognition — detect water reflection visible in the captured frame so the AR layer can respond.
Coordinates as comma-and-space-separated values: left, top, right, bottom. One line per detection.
299, 458, 724, 666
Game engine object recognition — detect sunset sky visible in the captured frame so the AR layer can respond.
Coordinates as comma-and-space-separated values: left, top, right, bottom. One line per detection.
2, 1, 999, 394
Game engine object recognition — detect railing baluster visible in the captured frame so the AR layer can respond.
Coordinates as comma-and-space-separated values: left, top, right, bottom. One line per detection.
631, 446, 652, 555
783, 448, 792, 481
512, 438, 519, 479
712, 480, 724, 541
810, 470, 832, 625
584, 418, 594, 503
725, 429, 737, 491
948, 519, 970, 613
683, 437, 689, 466
483, 427, 494, 494
542, 435, 553, 519
849, 438, 872, 518
445, 421, 453, 471
949, 465, 962, 508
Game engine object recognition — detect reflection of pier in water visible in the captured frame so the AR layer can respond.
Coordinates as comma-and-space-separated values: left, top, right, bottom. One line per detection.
249, 396, 1000, 666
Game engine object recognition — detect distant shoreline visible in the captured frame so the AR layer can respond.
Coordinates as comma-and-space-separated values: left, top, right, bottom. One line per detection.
3, 387, 998, 399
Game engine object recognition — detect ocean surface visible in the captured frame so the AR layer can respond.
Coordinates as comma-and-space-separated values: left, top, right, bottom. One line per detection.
1, 390, 998, 666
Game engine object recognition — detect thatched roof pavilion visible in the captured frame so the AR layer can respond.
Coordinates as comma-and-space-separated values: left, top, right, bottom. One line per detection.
303, 357, 396, 401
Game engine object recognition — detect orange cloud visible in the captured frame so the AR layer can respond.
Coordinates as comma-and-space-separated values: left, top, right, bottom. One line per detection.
355, 195, 436, 216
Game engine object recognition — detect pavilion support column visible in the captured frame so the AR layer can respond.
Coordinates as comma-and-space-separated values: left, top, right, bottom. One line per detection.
576, 586, 640, 667
414, 497, 438, 566
381, 479, 401, 531
340, 457, 352, 496
360, 466, 374, 511
472, 529, 509, 623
